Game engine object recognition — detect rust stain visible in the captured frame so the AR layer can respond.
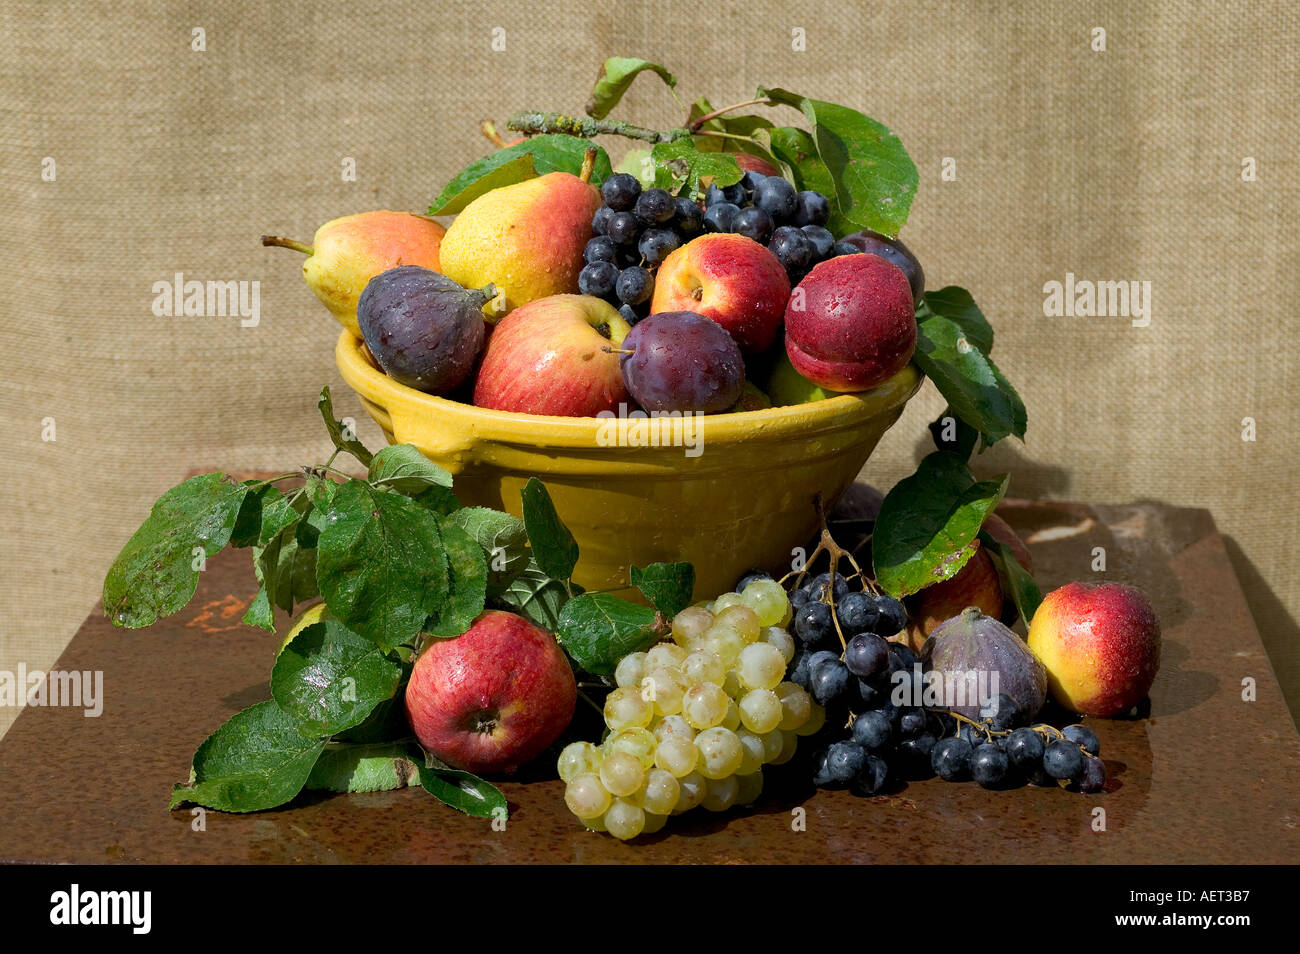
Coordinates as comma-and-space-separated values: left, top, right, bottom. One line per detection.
185, 594, 250, 632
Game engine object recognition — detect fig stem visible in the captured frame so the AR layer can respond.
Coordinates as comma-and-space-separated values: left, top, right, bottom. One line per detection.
601, 346, 635, 355
261, 235, 313, 256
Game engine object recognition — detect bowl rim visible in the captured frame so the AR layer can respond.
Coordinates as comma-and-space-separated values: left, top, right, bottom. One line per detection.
335, 328, 925, 445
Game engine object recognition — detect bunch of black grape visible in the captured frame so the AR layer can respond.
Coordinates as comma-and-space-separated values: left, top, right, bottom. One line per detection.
699, 173, 857, 284
784, 572, 1107, 796
582, 173, 701, 326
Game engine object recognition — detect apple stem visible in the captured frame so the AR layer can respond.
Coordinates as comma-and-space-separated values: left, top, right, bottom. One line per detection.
579, 147, 597, 184
261, 235, 313, 256
480, 119, 509, 148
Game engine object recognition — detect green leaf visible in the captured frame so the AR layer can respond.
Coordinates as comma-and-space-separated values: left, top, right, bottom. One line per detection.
757, 87, 918, 238
412, 748, 508, 818
650, 139, 743, 198
920, 286, 994, 354
981, 531, 1043, 626
520, 478, 578, 583
426, 519, 489, 638
688, 97, 777, 161
494, 557, 575, 631
316, 479, 449, 651
428, 136, 614, 214
914, 311, 1027, 447
242, 586, 275, 632
318, 385, 374, 467
230, 483, 278, 548
447, 506, 530, 590
271, 619, 403, 737
558, 593, 665, 677
333, 683, 412, 743
586, 56, 676, 119
631, 562, 695, 618
103, 473, 249, 628
764, 126, 836, 198
305, 742, 419, 793
169, 700, 326, 813
368, 444, 453, 495
928, 405, 980, 460
872, 453, 1010, 597
255, 515, 319, 614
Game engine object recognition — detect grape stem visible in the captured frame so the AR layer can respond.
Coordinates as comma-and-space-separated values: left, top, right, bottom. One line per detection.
505, 111, 689, 144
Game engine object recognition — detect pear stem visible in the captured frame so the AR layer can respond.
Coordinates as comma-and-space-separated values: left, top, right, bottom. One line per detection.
480, 119, 509, 148
506, 111, 688, 144
261, 235, 314, 256
579, 148, 597, 183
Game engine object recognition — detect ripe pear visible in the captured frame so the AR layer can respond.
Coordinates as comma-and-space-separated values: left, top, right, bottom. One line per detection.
439, 172, 601, 319
262, 211, 445, 337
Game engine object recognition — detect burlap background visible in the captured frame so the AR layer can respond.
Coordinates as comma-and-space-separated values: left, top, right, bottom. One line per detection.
2, 0, 1297, 737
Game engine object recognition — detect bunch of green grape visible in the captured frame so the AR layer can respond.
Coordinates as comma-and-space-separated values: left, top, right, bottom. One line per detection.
558, 579, 826, 840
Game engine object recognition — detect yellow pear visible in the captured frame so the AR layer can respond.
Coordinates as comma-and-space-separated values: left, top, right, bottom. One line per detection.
262, 211, 445, 337
439, 172, 601, 319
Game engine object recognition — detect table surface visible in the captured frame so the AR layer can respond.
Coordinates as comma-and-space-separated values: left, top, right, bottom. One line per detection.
2, 496, 1298, 864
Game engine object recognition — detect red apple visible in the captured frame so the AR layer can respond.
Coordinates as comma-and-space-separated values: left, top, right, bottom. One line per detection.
784, 254, 916, 391
473, 294, 632, 416
405, 610, 577, 774
1026, 582, 1162, 717
730, 153, 781, 177
650, 234, 790, 353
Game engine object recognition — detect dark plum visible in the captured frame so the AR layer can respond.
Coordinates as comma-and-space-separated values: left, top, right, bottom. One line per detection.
356, 266, 489, 396
838, 229, 925, 303
618, 311, 745, 414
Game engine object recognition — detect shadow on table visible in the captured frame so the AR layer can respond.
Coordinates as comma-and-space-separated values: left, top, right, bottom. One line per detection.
1221, 535, 1300, 730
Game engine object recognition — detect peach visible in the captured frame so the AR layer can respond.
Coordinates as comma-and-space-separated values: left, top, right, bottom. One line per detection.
784, 253, 916, 391
1027, 582, 1161, 717
650, 234, 790, 353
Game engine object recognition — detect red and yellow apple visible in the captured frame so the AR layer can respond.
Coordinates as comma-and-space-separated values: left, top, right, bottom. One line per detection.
1027, 582, 1162, 717
784, 253, 916, 391
650, 234, 790, 353
472, 294, 632, 416
404, 610, 577, 774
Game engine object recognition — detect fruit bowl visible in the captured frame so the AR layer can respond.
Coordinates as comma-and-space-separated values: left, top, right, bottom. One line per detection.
336, 330, 923, 598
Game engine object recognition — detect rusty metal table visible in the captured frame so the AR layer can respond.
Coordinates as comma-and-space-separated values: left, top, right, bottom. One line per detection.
1, 497, 1297, 864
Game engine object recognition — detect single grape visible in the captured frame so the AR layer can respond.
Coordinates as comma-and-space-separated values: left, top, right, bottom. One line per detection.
837, 592, 879, 637
844, 631, 890, 679
637, 227, 680, 266
811, 748, 834, 787
753, 176, 798, 220
852, 709, 893, 751
735, 769, 765, 806
761, 626, 797, 664
771, 730, 800, 765
856, 676, 885, 709
898, 707, 927, 739
606, 210, 641, 245
604, 798, 646, 840
774, 681, 812, 731
601, 172, 642, 211
932, 737, 974, 781
613, 651, 647, 689
1043, 740, 1086, 781
793, 601, 835, 647
619, 311, 746, 415
671, 606, 714, 648
796, 702, 827, 737
971, 743, 1010, 788
712, 592, 745, 613
618, 302, 642, 327
720, 698, 742, 732
735, 728, 766, 774
738, 688, 783, 734
701, 775, 740, 812
599, 751, 646, 798
831, 240, 862, 256
875, 597, 908, 636
654, 736, 699, 777
850, 754, 890, 796
897, 733, 938, 779
681, 651, 726, 687
674, 197, 703, 234
606, 727, 657, 769
641, 811, 668, 835
733, 207, 774, 244
644, 642, 688, 671
557, 741, 603, 782
809, 655, 852, 708
807, 572, 850, 601
641, 667, 687, 717
584, 235, 618, 265
1063, 724, 1101, 756
714, 605, 762, 643
653, 714, 694, 742
737, 642, 786, 691
789, 650, 813, 689
1076, 756, 1107, 793
1004, 727, 1046, 769
634, 187, 675, 225
702, 202, 740, 233
564, 773, 611, 819
603, 686, 653, 730
793, 190, 831, 227
682, 682, 730, 729
696, 727, 744, 779
739, 578, 789, 626
739, 170, 767, 195
825, 741, 868, 786
591, 205, 612, 236
675, 772, 708, 812
800, 225, 835, 260
616, 266, 655, 306
640, 768, 681, 815
789, 587, 810, 611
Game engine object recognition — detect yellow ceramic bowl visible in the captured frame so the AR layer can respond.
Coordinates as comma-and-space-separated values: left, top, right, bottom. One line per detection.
336, 330, 923, 601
